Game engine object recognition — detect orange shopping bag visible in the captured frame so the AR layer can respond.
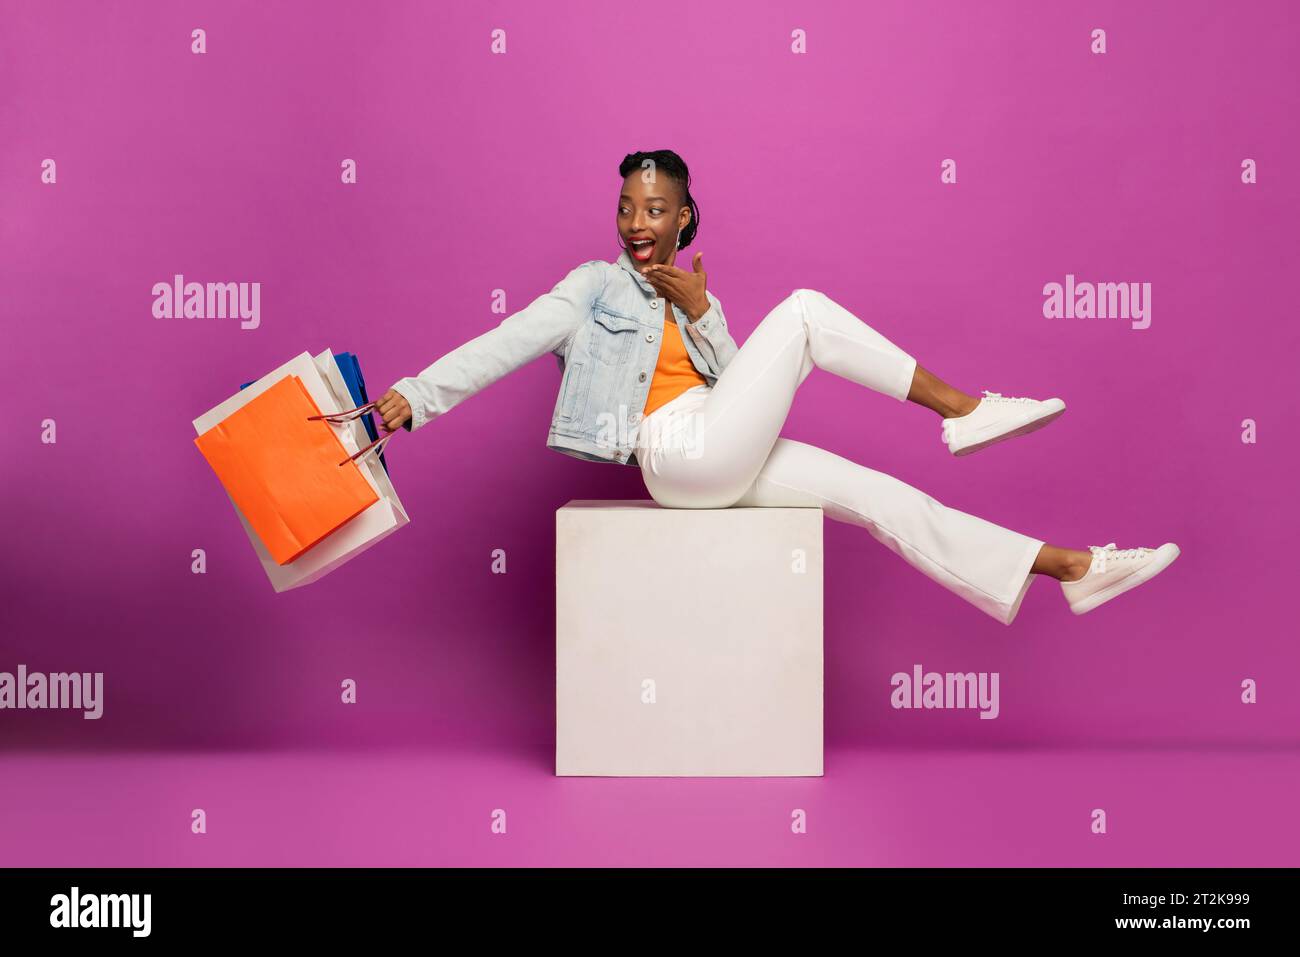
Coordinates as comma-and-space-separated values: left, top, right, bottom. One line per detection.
194, 374, 380, 565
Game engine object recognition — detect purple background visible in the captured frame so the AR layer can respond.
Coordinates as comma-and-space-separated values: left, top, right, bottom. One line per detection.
2, 0, 1297, 865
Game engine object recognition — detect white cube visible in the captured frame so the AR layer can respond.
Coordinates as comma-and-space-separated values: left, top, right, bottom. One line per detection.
556, 500, 824, 777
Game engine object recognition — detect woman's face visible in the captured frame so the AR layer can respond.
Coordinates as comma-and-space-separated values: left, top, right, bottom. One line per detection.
617, 173, 691, 273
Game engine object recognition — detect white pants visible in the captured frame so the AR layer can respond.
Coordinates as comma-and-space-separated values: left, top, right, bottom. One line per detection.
634, 288, 1045, 625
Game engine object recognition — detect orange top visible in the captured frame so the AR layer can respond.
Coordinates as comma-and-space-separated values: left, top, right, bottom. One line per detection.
643, 317, 708, 418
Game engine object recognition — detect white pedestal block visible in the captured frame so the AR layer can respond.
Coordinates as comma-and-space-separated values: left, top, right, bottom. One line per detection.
556, 500, 823, 777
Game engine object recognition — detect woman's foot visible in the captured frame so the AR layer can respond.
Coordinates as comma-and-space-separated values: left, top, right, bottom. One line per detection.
943, 391, 1067, 456
1059, 542, 1181, 615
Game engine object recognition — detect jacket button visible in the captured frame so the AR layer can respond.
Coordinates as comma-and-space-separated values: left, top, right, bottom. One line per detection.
651, 299, 660, 309
638, 372, 647, 382
645, 332, 654, 342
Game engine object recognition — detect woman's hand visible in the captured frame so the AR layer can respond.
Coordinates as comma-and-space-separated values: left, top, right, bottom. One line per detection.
643, 251, 710, 322
375, 388, 412, 431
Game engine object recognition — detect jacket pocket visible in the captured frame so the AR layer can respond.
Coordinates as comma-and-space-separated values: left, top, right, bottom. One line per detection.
588, 304, 640, 367
557, 359, 587, 422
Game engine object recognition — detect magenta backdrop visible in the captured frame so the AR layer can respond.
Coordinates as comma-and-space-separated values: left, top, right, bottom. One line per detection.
3, 0, 1297, 773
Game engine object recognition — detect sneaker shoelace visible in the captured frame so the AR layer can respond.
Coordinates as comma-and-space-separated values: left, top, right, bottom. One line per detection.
945, 391, 1038, 437
945, 390, 1034, 433
1087, 542, 1153, 573
980, 390, 1036, 405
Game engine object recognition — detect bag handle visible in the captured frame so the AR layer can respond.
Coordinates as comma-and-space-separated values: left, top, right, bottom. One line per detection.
308, 402, 399, 467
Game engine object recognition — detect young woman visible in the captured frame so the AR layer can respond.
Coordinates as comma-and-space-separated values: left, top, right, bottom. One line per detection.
374, 150, 1179, 626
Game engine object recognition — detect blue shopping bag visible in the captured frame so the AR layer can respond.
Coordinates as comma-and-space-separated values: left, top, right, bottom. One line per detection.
241, 351, 390, 474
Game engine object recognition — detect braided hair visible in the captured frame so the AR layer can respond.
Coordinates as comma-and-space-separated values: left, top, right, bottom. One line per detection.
618, 150, 700, 250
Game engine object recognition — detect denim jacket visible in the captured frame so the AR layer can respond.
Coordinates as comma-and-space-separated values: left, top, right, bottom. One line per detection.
390, 249, 740, 467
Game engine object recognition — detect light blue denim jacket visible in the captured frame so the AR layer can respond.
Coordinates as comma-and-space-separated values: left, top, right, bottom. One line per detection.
391, 249, 740, 466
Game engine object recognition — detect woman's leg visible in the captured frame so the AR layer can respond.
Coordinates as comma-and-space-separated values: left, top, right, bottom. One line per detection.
1032, 545, 1094, 582
643, 287, 920, 508
907, 364, 981, 418
730, 437, 1046, 625
638, 287, 1060, 624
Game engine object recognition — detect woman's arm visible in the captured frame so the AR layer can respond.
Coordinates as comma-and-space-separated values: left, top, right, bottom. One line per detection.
378, 261, 605, 432
683, 290, 738, 376
643, 253, 738, 378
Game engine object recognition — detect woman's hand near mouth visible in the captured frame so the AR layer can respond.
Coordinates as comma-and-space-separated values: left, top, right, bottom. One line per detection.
643, 252, 710, 323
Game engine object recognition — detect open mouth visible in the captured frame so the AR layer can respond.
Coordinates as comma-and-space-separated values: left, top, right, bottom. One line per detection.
628, 237, 655, 261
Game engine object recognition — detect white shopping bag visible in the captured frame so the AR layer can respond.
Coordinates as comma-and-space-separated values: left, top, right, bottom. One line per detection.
193, 350, 410, 592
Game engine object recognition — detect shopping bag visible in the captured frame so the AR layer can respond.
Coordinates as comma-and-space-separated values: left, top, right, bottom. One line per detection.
195, 350, 410, 592
240, 350, 389, 474
194, 374, 379, 565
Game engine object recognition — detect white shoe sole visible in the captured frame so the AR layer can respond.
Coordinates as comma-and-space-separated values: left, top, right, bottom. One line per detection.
1066, 543, 1181, 615
950, 400, 1066, 457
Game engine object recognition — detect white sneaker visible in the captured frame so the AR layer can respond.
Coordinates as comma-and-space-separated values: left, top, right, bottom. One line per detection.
1061, 542, 1181, 615
943, 391, 1066, 456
